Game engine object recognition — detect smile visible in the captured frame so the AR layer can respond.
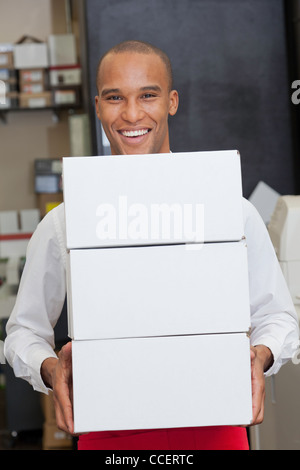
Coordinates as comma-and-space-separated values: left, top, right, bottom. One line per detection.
120, 129, 150, 137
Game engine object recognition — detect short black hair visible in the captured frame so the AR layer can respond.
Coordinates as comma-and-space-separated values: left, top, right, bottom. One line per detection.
96, 40, 173, 92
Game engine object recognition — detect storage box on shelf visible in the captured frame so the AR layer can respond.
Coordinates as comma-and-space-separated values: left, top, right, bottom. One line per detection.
0, 34, 82, 114
48, 34, 77, 67
34, 159, 63, 218
0, 53, 18, 109
13, 40, 48, 70
0, 43, 14, 69
49, 65, 81, 87
19, 91, 52, 109
34, 159, 62, 194
19, 68, 47, 94
51, 86, 81, 107
18, 65, 51, 108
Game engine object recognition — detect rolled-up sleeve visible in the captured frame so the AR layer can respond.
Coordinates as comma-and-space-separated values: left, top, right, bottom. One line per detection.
243, 198, 299, 376
4, 204, 66, 393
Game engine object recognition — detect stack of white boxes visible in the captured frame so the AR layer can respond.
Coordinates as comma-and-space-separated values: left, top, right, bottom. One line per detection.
63, 151, 253, 434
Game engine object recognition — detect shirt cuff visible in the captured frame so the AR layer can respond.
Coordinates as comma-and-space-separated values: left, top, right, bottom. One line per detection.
30, 348, 58, 393
251, 335, 283, 376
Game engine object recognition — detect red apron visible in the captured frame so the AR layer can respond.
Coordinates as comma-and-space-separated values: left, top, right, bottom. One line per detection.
78, 427, 249, 450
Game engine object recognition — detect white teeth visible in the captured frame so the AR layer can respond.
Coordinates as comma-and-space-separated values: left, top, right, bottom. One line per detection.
122, 129, 149, 137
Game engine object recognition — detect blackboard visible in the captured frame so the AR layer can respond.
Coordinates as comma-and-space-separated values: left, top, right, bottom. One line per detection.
85, 0, 295, 198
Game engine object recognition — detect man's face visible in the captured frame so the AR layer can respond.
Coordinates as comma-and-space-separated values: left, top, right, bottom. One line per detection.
95, 52, 178, 155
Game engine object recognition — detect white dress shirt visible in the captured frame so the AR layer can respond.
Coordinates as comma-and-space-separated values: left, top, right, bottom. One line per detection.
4, 198, 299, 394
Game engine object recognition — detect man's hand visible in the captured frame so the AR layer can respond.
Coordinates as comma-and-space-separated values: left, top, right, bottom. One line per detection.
250, 345, 273, 426
41, 341, 74, 434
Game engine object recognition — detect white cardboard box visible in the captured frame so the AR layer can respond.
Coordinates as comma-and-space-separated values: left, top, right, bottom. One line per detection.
62, 151, 244, 249
13, 43, 48, 69
0, 211, 18, 235
72, 333, 252, 433
67, 241, 250, 340
49, 66, 81, 86
48, 34, 77, 66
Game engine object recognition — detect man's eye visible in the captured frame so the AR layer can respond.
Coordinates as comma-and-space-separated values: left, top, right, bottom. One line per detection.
108, 95, 122, 101
142, 93, 155, 99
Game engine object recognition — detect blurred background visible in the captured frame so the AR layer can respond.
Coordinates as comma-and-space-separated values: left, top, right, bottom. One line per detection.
0, 0, 300, 450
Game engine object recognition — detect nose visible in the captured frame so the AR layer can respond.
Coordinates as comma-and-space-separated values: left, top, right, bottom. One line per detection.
121, 98, 145, 123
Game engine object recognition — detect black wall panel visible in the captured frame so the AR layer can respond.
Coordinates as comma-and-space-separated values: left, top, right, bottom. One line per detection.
85, 0, 295, 198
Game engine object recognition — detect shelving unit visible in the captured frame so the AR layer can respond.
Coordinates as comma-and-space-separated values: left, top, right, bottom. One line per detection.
0, 104, 82, 124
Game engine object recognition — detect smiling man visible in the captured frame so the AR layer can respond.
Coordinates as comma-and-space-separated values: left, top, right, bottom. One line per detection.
4, 40, 299, 451
95, 42, 178, 156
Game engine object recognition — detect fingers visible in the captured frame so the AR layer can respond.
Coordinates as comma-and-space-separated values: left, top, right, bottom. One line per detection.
53, 378, 74, 434
251, 379, 265, 425
58, 341, 72, 371
53, 392, 74, 434
250, 346, 266, 426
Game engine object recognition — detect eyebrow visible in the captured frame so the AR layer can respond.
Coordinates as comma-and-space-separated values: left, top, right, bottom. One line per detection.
140, 85, 162, 93
101, 88, 120, 97
100, 85, 162, 97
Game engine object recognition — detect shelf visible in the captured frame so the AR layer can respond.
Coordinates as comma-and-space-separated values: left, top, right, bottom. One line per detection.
0, 104, 82, 123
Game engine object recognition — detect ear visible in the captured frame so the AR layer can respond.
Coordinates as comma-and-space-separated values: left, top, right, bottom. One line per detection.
168, 90, 179, 116
95, 95, 101, 121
